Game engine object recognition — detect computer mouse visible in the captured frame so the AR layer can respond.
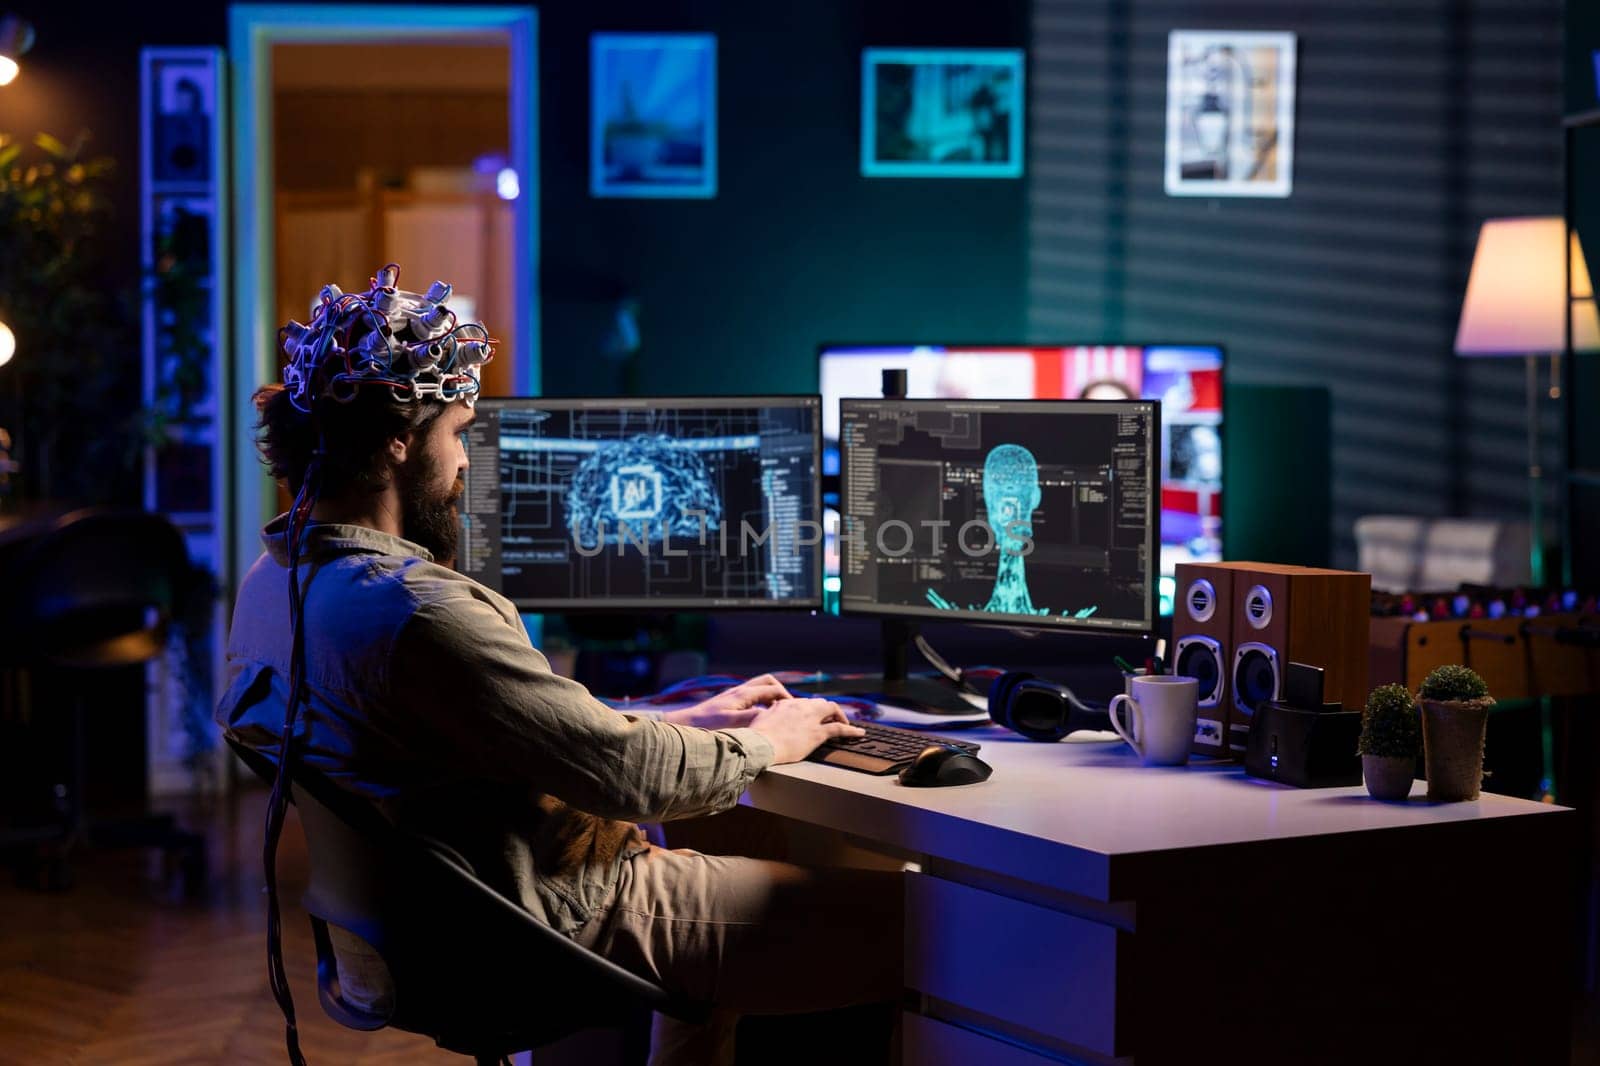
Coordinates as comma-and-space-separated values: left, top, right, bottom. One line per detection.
898, 744, 994, 788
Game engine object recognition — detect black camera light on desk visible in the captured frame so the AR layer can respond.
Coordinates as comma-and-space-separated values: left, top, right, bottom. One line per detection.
1243, 662, 1363, 788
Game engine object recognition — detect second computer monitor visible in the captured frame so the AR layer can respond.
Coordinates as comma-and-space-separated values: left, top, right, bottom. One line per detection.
460, 396, 822, 610
838, 398, 1159, 634
819, 344, 1223, 587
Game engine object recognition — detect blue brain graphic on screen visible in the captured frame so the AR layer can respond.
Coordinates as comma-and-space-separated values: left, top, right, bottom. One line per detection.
566, 435, 722, 547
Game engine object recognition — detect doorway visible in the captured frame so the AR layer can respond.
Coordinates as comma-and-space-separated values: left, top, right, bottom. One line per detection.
228, 4, 537, 592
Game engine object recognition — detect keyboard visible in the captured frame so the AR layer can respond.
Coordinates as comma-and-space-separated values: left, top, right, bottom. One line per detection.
807, 721, 983, 776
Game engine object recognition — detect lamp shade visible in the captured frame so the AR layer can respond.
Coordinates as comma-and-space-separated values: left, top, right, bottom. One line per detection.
1454, 216, 1600, 356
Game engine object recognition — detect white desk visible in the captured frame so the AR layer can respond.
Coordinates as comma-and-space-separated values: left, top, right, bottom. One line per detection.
743, 726, 1574, 1065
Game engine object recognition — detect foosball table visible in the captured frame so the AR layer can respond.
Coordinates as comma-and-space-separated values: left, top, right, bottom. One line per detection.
1369, 588, 1600, 698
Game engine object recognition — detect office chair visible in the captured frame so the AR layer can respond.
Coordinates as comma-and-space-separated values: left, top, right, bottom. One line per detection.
0, 508, 207, 893
227, 736, 709, 1064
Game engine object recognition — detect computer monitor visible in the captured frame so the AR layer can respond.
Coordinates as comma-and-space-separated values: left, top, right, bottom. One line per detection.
819, 344, 1223, 611
459, 396, 823, 610
837, 397, 1160, 635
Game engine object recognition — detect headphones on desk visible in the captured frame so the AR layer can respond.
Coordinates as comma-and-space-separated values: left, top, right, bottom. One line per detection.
988, 671, 1114, 742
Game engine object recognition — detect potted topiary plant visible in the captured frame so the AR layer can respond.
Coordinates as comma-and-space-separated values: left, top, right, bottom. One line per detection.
1358, 683, 1419, 801
1418, 664, 1494, 802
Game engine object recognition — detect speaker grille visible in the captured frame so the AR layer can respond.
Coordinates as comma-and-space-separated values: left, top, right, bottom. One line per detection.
1185, 578, 1217, 623
1176, 638, 1222, 706
1244, 584, 1273, 629
1233, 643, 1281, 714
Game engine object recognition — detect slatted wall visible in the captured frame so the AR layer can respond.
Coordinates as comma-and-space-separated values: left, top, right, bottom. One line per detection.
1029, 0, 1565, 567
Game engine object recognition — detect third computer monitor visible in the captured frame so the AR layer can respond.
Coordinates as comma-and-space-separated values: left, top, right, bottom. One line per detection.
459, 396, 822, 610
820, 343, 1222, 612
838, 398, 1159, 635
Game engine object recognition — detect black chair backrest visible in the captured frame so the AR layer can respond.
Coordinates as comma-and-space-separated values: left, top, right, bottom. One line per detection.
226, 737, 705, 1057
0, 508, 192, 669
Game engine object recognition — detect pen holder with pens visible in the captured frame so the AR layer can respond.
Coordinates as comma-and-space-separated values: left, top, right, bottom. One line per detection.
1114, 652, 1162, 694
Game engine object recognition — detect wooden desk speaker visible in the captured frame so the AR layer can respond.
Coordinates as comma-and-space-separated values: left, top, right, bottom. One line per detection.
1174, 562, 1371, 759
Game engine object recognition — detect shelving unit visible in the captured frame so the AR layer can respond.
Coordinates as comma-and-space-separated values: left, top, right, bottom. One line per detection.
140, 49, 229, 795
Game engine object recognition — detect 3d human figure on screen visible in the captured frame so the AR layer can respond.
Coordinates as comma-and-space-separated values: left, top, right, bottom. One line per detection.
926, 443, 1098, 620
979, 443, 1043, 613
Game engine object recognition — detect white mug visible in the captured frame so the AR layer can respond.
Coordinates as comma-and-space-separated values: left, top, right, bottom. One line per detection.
1109, 675, 1200, 766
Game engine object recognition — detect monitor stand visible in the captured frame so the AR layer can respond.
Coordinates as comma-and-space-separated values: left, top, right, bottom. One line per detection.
800, 619, 982, 716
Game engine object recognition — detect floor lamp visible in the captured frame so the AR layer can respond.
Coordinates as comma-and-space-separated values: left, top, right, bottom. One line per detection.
1454, 216, 1600, 587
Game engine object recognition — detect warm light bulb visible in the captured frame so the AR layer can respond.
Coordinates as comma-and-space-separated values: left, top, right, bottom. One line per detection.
0, 56, 17, 86
0, 319, 14, 367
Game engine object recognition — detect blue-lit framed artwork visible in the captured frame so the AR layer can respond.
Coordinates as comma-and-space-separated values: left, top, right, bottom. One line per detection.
861, 48, 1025, 178
591, 33, 717, 198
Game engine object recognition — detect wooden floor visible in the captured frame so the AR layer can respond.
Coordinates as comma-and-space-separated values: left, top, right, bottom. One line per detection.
0, 788, 450, 1065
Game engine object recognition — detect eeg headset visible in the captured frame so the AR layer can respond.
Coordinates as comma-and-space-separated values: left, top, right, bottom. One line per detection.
280, 262, 493, 412
262, 265, 493, 1066
987, 671, 1114, 741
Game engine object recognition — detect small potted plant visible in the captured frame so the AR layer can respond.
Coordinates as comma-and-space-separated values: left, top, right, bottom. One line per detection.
1358, 684, 1419, 801
1418, 665, 1494, 802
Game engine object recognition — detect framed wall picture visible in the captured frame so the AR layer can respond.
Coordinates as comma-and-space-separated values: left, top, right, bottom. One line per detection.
1164, 30, 1297, 198
152, 56, 217, 183
862, 48, 1025, 178
591, 33, 717, 198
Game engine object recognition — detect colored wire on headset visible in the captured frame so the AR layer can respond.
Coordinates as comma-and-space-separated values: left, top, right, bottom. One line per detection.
262, 442, 321, 1066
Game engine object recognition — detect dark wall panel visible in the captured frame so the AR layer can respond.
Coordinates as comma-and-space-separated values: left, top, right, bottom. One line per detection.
1030, 0, 1565, 568
538, 0, 1029, 399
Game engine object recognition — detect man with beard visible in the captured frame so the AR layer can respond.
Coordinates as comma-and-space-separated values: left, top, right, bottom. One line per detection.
219, 269, 902, 1066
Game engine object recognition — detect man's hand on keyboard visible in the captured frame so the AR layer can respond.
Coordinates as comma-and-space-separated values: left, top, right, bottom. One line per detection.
749, 697, 866, 765
661, 674, 794, 730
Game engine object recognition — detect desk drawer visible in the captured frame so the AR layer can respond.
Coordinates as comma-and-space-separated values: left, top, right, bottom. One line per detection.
903, 1013, 1061, 1065
905, 872, 1124, 1056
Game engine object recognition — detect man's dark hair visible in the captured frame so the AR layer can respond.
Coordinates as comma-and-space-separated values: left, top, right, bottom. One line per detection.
254, 382, 442, 498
